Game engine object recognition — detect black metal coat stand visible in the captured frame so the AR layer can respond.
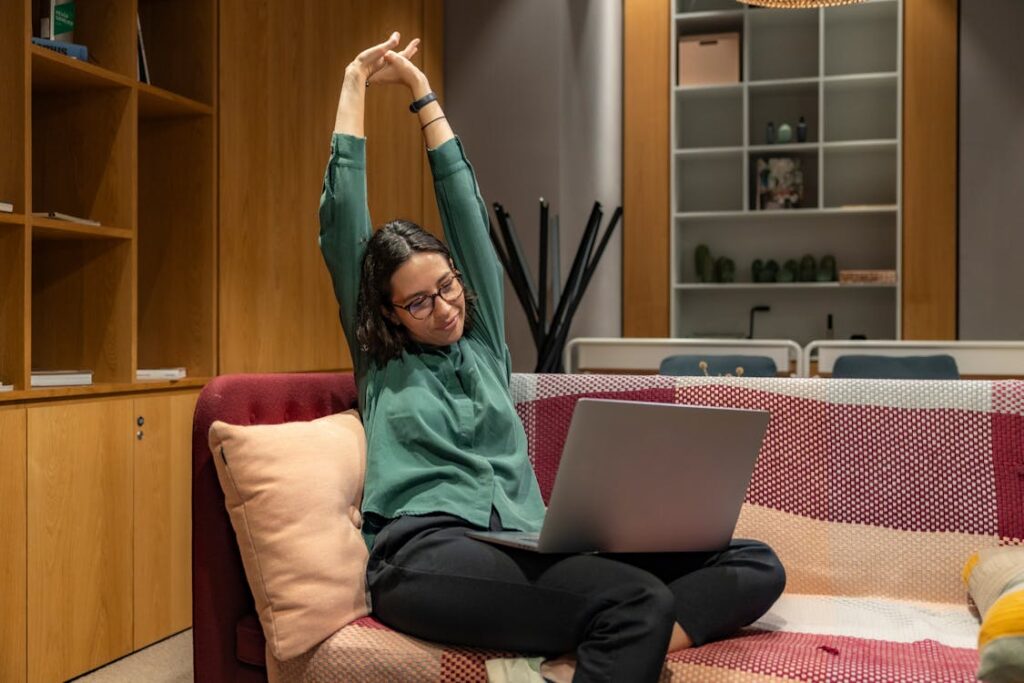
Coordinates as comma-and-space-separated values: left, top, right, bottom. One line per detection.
489, 199, 622, 373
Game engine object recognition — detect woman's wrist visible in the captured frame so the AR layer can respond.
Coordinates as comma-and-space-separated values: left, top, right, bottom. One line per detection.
408, 74, 431, 100
344, 63, 368, 87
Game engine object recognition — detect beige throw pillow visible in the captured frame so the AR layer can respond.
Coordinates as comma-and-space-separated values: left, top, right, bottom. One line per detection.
209, 410, 369, 661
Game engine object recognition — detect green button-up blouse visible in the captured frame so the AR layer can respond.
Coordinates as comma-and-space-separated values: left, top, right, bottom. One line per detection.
318, 133, 546, 549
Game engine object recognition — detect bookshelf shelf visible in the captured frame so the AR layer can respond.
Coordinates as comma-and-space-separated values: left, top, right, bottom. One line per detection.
30, 45, 133, 92
138, 83, 213, 120
674, 146, 744, 157
0, 213, 26, 225
30, 217, 132, 240
0, 377, 210, 404
675, 282, 897, 291
675, 205, 898, 221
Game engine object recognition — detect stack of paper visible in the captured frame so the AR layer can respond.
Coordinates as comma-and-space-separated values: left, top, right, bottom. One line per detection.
32, 211, 101, 226
31, 370, 93, 387
137, 367, 187, 381
0, 201, 13, 213
0, 383, 13, 392
838, 270, 898, 285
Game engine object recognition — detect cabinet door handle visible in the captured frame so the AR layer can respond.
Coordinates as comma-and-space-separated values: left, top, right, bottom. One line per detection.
137, 416, 145, 426
136, 430, 144, 440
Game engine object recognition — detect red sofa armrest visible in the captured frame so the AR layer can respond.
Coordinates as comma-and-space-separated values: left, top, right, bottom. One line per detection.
192, 372, 358, 682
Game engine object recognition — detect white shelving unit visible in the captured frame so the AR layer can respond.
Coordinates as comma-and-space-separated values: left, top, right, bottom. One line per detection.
671, 0, 902, 343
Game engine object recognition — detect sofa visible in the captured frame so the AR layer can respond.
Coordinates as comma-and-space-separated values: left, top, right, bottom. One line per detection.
193, 372, 1024, 682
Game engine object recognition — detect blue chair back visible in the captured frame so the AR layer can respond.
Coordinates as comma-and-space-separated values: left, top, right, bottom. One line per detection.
830, 354, 960, 379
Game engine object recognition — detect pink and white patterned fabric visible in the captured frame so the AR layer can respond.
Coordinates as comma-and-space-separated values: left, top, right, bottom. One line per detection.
272, 375, 1024, 683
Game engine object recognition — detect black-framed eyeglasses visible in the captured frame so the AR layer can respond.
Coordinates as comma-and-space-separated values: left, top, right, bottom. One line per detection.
392, 273, 464, 320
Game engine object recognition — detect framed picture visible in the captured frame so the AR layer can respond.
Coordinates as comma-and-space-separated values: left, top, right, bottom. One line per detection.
755, 157, 804, 210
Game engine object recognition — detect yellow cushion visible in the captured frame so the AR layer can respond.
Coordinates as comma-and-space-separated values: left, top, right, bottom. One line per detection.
964, 547, 1024, 683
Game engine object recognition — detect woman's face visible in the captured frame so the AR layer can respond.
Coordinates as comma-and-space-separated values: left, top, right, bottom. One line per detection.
387, 252, 466, 347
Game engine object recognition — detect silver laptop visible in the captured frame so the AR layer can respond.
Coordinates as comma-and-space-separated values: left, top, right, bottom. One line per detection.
467, 398, 770, 554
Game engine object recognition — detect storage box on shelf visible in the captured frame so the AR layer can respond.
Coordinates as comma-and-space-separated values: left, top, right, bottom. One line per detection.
672, 0, 902, 345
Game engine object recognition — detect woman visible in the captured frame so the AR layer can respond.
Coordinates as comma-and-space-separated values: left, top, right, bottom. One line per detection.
319, 32, 786, 683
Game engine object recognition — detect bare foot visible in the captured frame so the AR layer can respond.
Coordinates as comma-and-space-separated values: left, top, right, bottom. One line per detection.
539, 654, 576, 683
668, 622, 693, 652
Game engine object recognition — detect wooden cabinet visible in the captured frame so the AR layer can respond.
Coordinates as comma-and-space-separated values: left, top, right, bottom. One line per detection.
24, 390, 198, 682
27, 399, 134, 683
1, 407, 27, 683
133, 391, 197, 649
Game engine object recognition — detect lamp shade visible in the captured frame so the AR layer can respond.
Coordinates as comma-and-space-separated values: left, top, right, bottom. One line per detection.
738, 0, 866, 7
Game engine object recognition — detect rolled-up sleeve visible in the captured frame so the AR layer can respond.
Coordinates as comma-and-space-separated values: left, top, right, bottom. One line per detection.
428, 137, 506, 359
319, 133, 371, 370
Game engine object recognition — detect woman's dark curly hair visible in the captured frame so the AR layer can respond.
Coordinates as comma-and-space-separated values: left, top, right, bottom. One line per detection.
356, 219, 477, 367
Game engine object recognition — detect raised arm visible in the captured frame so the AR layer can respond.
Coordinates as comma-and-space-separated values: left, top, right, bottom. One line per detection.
319, 34, 420, 371
382, 50, 508, 361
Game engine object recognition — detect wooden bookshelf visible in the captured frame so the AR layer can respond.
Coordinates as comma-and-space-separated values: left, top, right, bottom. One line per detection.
1, 3, 215, 678
670, 0, 903, 344
0, 0, 216, 393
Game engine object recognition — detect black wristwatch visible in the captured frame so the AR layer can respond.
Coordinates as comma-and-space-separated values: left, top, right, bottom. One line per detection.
409, 91, 437, 113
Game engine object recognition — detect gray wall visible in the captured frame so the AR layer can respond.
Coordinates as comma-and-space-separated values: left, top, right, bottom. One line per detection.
444, 0, 622, 370
958, 0, 1024, 339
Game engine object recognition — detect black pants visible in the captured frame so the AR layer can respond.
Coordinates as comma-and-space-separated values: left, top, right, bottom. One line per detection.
367, 509, 786, 683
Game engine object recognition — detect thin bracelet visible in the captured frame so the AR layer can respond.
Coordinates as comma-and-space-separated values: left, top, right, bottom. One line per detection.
422, 115, 446, 130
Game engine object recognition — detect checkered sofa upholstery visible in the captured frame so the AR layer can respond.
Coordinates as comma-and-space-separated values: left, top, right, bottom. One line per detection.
193, 373, 1024, 682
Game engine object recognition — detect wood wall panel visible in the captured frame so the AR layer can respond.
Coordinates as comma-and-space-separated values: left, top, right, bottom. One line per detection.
902, 0, 958, 339
421, 0, 445, 236
0, 408, 26, 683
623, 0, 670, 337
219, 1, 445, 374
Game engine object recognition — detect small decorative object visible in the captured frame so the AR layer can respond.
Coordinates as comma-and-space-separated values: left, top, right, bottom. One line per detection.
695, 244, 713, 283
799, 254, 817, 282
817, 254, 837, 282
748, 305, 771, 338
755, 157, 804, 210
797, 116, 808, 143
699, 360, 745, 378
751, 258, 764, 282
838, 269, 897, 285
714, 256, 736, 283
764, 259, 780, 283
766, 121, 775, 145
777, 122, 793, 144
779, 259, 798, 282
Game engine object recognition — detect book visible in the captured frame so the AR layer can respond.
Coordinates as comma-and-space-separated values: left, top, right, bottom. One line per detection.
838, 269, 897, 285
0, 201, 13, 213
0, 383, 13, 393
32, 210, 101, 226
31, 37, 88, 62
31, 369, 93, 387
137, 13, 151, 84
42, 0, 75, 41
137, 367, 187, 381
